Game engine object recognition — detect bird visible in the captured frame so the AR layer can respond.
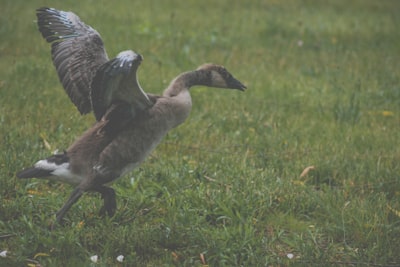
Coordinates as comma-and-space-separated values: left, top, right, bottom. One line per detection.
16, 7, 246, 226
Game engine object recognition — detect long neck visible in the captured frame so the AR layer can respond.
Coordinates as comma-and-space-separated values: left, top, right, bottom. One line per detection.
158, 69, 212, 129
163, 69, 210, 97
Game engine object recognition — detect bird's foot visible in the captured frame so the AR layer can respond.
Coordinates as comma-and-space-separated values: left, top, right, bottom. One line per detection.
98, 186, 117, 217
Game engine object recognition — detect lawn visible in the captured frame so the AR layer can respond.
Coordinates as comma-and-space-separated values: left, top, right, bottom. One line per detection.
1, 0, 399, 266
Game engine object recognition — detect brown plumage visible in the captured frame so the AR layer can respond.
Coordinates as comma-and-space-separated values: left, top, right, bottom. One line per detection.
17, 7, 246, 226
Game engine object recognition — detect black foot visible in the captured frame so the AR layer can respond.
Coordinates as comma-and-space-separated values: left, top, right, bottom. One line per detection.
97, 186, 116, 217
51, 187, 84, 229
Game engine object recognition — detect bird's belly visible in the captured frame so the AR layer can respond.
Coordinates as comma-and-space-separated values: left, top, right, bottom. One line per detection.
48, 168, 85, 186
120, 162, 140, 177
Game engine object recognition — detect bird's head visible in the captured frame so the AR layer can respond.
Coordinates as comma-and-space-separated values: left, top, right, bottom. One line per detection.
116, 50, 143, 72
196, 63, 247, 91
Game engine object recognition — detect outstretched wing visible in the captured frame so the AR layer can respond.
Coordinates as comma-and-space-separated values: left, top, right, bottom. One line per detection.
91, 50, 154, 121
96, 102, 137, 136
36, 7, 109, 114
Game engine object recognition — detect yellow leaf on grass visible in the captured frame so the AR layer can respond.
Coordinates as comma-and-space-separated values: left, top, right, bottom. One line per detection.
76, 220, 85, 229
292, 180, 305, 186
27, 189, 43, 196
34, 252, 50, 259
40, 132, 52, 151
387, 204, 400, 217
381, 110, 394, 117
171, 251, 179, 261
200, 253, 207, 265
300, 166, 315, 178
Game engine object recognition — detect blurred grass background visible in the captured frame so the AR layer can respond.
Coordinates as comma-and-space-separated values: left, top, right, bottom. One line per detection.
1, 0, 399, 266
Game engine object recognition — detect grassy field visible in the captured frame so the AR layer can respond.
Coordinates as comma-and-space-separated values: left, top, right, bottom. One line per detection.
1, 0, 400, 266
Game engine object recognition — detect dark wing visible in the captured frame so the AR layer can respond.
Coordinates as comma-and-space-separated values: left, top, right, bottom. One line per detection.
36, 7, 109, 114
96, 102, 136, 136
91, 50, 153, 121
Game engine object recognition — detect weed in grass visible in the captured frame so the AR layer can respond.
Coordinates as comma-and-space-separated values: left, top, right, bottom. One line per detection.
333, 84, 361, 125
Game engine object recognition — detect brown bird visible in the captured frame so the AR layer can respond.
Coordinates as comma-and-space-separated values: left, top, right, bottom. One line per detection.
17, 7, 246, 226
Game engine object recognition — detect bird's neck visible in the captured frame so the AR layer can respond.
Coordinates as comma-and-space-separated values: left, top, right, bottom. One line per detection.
163, 70, 210, 97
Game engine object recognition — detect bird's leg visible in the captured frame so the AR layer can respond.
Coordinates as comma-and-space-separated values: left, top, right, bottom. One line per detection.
96, 186, 116, 217
52, 187, 84, 229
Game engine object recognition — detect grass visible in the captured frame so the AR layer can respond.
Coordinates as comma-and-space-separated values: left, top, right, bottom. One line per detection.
1, 0, 400, 266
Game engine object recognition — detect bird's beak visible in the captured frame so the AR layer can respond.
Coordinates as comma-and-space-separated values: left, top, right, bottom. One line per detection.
229, 78, 247, 91
132, 53, 143, 65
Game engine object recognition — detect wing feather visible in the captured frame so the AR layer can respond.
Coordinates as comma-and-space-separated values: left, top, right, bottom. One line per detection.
91, 51, 154, 121
36, 7, 109, 114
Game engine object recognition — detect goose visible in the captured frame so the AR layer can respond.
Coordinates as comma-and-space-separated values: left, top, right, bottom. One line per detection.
17, 7, 246, 226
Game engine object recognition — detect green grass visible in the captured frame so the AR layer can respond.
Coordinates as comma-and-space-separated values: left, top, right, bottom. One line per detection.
1, 0, 400, 266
